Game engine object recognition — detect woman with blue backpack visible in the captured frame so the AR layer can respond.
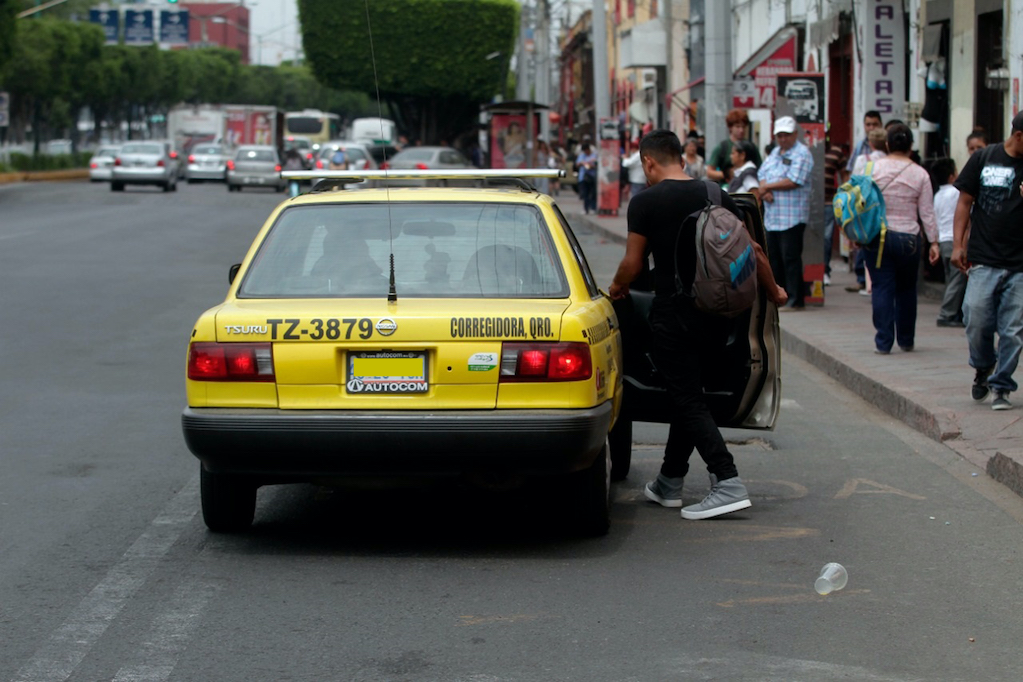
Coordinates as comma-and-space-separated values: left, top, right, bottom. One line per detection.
862, 124, 941, 354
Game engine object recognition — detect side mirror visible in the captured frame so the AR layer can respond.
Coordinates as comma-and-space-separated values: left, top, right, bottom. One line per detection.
229, 263, 241, 284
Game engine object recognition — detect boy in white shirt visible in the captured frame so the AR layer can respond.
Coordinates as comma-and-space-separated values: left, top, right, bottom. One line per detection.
933, 158, 964, 327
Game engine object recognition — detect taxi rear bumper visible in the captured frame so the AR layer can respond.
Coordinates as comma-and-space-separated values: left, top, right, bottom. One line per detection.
182, 404, 612, 480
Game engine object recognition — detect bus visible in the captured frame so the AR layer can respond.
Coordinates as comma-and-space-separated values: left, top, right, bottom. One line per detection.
284, 110, 341, 148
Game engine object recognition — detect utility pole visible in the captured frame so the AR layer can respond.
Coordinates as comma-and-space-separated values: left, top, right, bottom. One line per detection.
704, 0, 731, 152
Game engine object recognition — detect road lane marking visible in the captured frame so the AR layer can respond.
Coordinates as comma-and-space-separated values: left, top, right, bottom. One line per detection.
12, 474, 199, 682
834, 478, 926, 500
456, 614, 547, 626
111, 578, 221, 682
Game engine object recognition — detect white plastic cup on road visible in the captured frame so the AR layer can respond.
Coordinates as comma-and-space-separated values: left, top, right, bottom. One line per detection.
815, 562, 848, 595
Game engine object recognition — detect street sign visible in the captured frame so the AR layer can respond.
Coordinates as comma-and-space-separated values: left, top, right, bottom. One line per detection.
0, 91, 8, 128
159, 9, 189, 44
124, 9, 155, 45
0, 112, 8, 128
89, 9, 120, 45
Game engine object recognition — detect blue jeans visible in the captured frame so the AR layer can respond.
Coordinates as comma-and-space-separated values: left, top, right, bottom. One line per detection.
963, 265, 1023, 393
865, 231, 920, 352
823, 207, 835, 275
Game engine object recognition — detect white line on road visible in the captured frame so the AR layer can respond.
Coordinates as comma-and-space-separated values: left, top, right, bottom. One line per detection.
11, 474, 200, 682
111, 578, 222, 682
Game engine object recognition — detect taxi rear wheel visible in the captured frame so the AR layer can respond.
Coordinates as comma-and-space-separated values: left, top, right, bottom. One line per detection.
573, 439, 611, 537
200, 466, 256, 532
608, 418, 632, 481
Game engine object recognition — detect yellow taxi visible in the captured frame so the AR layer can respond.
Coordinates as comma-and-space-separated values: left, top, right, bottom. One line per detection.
182, 170, 623, 535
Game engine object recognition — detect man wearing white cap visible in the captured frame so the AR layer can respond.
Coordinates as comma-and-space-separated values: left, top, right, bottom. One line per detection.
757, 116, 814, 309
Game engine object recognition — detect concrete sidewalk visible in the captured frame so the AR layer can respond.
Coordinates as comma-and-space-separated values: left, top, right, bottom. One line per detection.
557, 191, 1023, 499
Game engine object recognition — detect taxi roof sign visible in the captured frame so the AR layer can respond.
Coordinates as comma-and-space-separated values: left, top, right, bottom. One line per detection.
281, 169, 566, 181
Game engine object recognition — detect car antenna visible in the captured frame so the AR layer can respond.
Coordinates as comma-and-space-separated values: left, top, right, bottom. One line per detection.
364, 0, 397, 303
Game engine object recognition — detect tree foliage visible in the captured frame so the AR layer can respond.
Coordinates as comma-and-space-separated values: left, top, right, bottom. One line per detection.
298, 0, 517, 144
0, 0, 17, 71
0, 18, 378, 150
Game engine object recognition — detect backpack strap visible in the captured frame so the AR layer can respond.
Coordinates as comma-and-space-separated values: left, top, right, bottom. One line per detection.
704, 179, 723, 206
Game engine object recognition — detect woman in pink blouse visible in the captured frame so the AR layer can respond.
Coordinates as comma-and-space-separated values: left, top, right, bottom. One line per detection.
864, 124, 941, 354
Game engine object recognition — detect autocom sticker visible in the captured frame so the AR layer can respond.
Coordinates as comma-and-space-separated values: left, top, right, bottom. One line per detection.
467, 352, 498, 372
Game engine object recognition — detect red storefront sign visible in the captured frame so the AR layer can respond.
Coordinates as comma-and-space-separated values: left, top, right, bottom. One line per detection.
733, 29, 797, 109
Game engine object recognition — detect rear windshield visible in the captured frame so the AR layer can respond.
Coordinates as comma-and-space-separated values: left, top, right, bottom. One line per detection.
237, 149, 275, 162
97, 147, 120, 157
121, 143, 162, 155
239, 203, 568, 299
368, 146, 399, 163
393, 150, 435, 162
287, 117, 323, 135
194, 145, 223, 155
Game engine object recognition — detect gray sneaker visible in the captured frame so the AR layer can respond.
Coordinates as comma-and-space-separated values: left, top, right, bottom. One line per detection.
680, 474, 752, 520
644, 474, 684, 508
992, 391, 1013, 411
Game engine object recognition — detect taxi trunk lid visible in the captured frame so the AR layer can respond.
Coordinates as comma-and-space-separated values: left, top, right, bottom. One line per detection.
215, 299, 570, 409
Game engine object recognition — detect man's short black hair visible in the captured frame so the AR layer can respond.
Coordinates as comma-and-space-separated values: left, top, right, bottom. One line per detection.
639, 129, 683, 167
930, 157, 956, 186
1012, 113, 1023, 134
885, 118, 905, 130
864, 110, 883, 123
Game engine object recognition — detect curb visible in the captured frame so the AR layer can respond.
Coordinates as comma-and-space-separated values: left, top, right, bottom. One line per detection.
780, 329, 961, 443
988, 451, 1023, 498
0, 169, 89, 184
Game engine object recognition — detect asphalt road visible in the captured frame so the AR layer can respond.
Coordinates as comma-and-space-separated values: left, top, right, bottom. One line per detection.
2, 180, 1022, 681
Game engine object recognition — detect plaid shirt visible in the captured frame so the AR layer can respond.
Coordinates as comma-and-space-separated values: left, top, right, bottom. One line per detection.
758, 141, 813, 232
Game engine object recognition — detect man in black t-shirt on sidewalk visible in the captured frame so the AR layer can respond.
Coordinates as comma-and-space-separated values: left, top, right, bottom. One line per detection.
952, 112, 1023, 411
608, 130, 787, 520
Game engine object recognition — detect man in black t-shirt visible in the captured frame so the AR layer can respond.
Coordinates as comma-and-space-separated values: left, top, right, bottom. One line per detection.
952, 112, 1023, 410
608, 130, 786, 520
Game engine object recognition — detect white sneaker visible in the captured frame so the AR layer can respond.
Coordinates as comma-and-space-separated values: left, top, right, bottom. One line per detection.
680, 475, 752, 520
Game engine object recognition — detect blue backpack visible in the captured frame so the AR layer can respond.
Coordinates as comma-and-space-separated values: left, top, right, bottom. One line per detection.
833, 160, 887, 247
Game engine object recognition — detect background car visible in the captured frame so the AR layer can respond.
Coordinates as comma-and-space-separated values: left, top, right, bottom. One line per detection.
226, 146, 285, 192
186, 144, 229, 183
383, 146, 473, 186
110, 141, 180, 192
368, 144, 400, 169
311, 140, 379, 187
88, 145, 120, 182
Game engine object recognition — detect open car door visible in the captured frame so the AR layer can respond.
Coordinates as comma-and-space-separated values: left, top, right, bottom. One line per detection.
607, 193, 781, 480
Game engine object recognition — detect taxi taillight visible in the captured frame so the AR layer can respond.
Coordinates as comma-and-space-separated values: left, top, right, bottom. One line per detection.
156, 159, 165, 167
188, 342, 275, 382
114, 157, 122, 166
274, 164, 282, 172
226, 160, 235, 170
415, 163, 429, 170
316, 159, 324, 169
500, 342, 591, 382
188, 154, 196, 163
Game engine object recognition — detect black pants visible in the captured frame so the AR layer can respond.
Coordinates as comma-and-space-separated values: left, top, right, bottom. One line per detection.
767, 223, 806, 307
650, 298, 738, 481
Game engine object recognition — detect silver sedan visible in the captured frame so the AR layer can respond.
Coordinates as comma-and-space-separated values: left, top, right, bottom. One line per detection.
186, 144, 228, 183
227, 146, 285, 192
89, 145, 121, 182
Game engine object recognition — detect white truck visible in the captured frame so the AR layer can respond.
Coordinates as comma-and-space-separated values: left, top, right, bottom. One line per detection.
168, 104, 281, 154
349, 117, 397, 146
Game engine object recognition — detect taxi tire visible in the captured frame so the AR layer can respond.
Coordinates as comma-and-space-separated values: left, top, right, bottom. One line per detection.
200, 466, 256, 533
573, 439, 611, 537
608, 418, 632, 481
111, 182, 124, 192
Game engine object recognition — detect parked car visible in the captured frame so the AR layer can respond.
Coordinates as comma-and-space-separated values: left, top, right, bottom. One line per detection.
314, 140, 377, 171
179, 172, 781, 535
110, 141, 180, 192
88, 145, 121, 182
186, 144, 229, 183
183, 170, 621, 535
226, 145, 285, 192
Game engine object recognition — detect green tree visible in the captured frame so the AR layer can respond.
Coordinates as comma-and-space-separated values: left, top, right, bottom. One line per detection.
0, 0, 17, 73
298, 0, 517, 143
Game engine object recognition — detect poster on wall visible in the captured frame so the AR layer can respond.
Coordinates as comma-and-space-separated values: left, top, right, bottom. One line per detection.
597, 118, 620, 215
490, 114, 538, 169
777, 72, 826, 146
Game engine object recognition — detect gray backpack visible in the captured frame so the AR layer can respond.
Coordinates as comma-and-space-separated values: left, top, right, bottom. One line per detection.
674, 181, 758, 317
